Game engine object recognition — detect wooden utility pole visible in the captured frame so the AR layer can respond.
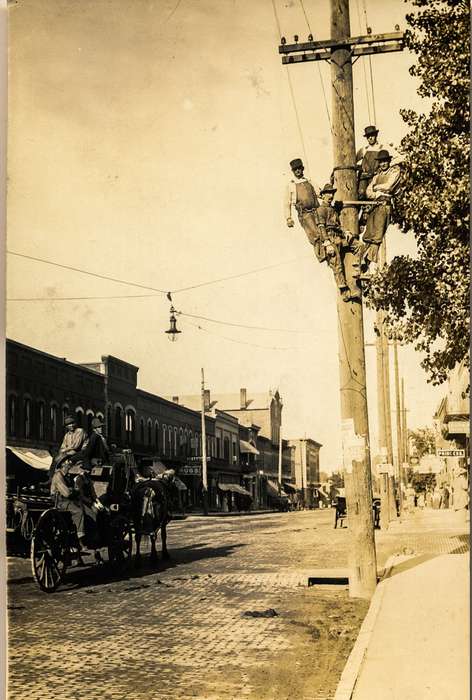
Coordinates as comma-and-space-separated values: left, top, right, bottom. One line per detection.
201, 368, 209, 515
378, 242, 397, 522
278, 429, 283, 494
393, 340, 404, 510
401, 377, 409, 466
278, 0, 405, 599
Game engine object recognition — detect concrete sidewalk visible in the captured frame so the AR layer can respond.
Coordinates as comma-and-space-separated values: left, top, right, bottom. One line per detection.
336, 509, 469, 700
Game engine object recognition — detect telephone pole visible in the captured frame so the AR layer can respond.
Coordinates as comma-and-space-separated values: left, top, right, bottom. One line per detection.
393, 340, 404, 509
201, 368, 209, 515
278, 0, 404, 599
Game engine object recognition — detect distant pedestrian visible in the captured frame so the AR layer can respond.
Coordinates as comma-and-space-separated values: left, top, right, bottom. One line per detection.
425, 488, 433, 508
417, 492, 425, 509
432, 486, 442, 510
441, 485, 450, 509
405, 483, 416, 514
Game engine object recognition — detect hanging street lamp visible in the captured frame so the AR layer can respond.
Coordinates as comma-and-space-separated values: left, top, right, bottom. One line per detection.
165, 305, 182, 342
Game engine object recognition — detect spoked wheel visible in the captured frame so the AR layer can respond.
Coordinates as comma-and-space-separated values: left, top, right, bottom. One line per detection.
31, 509, 69, 593
108, 515, 132, 575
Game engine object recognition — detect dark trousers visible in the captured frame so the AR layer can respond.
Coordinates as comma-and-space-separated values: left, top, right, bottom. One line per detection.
326, 235, 361, 290
298, 211, 326, 263
362, 202, 391, 263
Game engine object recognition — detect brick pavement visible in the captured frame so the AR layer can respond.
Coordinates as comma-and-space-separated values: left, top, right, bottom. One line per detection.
7, 508, 469, 700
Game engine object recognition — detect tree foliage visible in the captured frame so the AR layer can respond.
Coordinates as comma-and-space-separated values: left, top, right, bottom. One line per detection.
365, 0, 470, 384
408, 426, 436, 459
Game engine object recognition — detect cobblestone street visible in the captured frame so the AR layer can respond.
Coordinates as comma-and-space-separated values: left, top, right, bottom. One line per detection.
7, 509, 469, 700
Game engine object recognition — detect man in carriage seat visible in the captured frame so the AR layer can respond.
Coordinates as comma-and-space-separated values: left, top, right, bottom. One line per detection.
51, 416, 112, 550
50, 458, 100, 553
48, 414, 88, 481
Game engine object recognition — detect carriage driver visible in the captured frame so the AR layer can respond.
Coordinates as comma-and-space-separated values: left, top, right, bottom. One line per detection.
50, 459, 97, 551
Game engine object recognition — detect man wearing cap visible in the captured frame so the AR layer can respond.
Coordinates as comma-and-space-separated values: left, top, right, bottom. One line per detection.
315, 183, 362, 301
356, 125, 385, 198
285, 158, 325, 263
361, 149, 402, 268
75, 416, 112, 469
50, 414, 88, 479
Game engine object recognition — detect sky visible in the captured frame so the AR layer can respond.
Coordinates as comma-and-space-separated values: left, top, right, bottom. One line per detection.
6, 0, 445, 472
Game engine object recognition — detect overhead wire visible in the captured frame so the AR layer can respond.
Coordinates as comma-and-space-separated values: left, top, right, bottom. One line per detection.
7, 250, 311, 298
176, 310, 310, 334
298, 0, 332, 133
361, 0, 377, 123
355, 0, 373, 124
182, 318, 296, 351
270, 0, 311, 172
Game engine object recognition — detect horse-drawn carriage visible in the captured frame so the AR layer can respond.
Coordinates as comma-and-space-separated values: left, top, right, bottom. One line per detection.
30, 451, 135, 592
9, 449, 178, 593
333, 495, 381, 529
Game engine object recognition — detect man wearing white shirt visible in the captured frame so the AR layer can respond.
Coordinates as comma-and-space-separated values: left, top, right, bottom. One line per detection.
285, 158, 325, 263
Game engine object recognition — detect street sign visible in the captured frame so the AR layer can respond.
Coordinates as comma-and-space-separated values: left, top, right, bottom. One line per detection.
437, 449, 465, 458
377, 463, 393, 475
180, 465, 201, 476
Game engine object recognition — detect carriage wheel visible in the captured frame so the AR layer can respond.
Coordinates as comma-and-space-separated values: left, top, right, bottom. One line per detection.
31, 510, 68, 593
108, 515, 132, 575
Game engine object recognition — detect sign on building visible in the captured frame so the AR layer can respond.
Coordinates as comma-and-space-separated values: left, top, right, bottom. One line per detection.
437, 449, 465, 458
180, 465, 202, 476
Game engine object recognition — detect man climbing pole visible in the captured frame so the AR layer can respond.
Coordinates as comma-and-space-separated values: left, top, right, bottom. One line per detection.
360, 149, 402, 272
285, 158, 325, 263
316, 183, 361, 301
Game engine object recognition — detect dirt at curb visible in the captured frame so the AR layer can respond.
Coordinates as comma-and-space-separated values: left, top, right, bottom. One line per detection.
206, 588, 369, 700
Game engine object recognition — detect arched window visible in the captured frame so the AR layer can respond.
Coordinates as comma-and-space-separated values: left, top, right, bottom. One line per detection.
174, 427, 178, 455
140, 418, 145, 444
38, 401, 45, 440
24, 397, 31, 438
148, 420, 153, 446
155, 421, 160, 451
223, 436, 230, 462
62, 405, 69, 426
8, 395, 16, 437
75, 408, 84, 428
115, 406, 122, 441
125, 409, 135, 444
87, 412, 94, 433
50, 404, 58, 441
162, 424, 167, 455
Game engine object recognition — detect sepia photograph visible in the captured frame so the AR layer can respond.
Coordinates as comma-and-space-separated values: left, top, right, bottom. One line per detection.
4, 0, 469, 698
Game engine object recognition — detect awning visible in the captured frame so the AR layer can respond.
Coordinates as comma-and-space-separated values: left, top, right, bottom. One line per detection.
239, 439, 260, 455
174, 476, 188, 491
218, 483, 253, 498
7, 446, 52, 471
267, 479, 289, 498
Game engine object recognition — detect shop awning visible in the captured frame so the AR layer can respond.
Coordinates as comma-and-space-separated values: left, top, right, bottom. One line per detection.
218, 483, 252, 498
239, 439, 260, 455
174, 476, 188, 491
7, 446, 52, 471
267, 479, 289, 498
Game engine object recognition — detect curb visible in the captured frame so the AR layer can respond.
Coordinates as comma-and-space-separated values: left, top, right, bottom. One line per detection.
333, 554, 410, 700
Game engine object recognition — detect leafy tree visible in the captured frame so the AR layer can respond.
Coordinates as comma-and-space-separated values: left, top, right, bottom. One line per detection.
366, 0, 470, 385
408, 426, 436, 459
410, 471, 436, 493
